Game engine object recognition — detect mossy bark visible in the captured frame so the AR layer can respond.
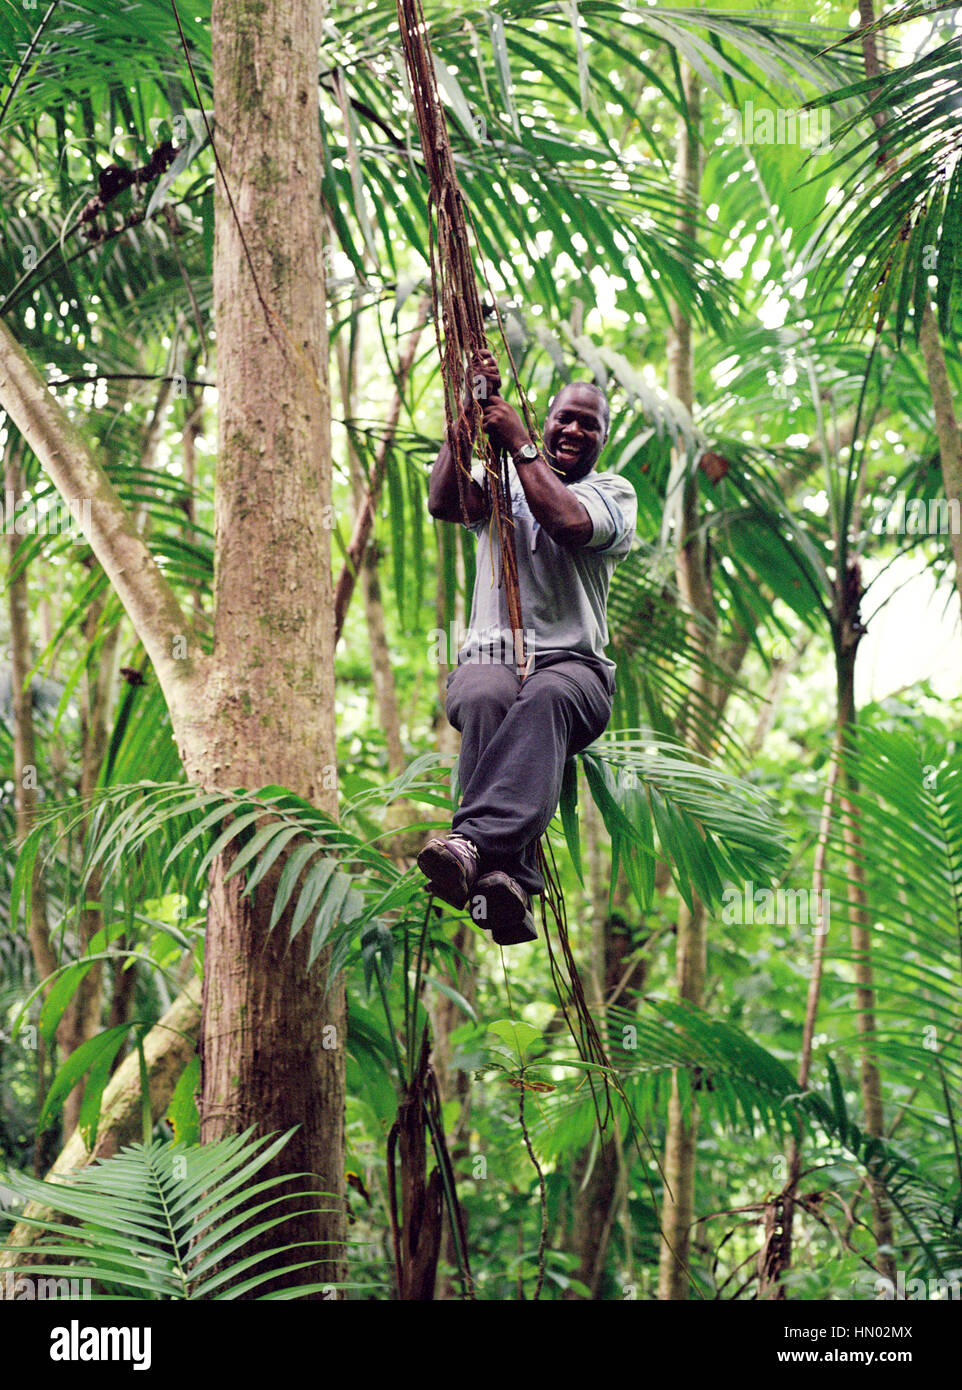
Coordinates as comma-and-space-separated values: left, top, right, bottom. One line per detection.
200, 0, 344, 1294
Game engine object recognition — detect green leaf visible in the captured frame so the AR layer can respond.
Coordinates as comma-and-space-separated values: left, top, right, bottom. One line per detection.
167, 1057, 201, 1146
488, 1018, 542, 1061
40, 1024, 132, 1134
559, 757, 583, 883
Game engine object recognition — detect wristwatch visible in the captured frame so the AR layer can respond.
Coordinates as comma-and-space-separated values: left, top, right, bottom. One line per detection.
512, 442, 539, 466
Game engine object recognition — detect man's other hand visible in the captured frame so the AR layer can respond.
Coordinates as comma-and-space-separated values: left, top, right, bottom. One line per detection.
464, 348, 502, 407
480, 396, 528, 454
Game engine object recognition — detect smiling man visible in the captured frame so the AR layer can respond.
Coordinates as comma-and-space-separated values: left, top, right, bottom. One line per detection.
419, 350, 637, 945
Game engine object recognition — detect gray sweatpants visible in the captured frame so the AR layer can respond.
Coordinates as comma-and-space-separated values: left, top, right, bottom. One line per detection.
445, 652, 614, 896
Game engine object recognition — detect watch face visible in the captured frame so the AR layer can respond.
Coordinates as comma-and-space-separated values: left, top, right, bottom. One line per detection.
519, 443, 538, 459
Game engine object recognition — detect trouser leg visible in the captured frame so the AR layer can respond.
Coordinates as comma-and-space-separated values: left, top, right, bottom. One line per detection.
445, 661, 520, 792
448, 658, 612, 895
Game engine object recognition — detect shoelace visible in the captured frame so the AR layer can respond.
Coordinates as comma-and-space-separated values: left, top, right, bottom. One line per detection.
448, 833, 479, 864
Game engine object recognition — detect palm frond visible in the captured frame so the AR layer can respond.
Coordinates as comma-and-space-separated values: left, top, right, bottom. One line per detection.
570, 727, 790, 912
822, 726, 962, 1107
0, 1129, 357, 1299
805, 34, 962, 341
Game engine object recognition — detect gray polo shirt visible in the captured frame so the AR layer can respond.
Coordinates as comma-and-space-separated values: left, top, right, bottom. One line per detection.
459, 464, 638, 675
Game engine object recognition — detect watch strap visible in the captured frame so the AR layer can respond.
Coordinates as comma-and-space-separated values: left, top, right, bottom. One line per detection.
512, 441, 539, 466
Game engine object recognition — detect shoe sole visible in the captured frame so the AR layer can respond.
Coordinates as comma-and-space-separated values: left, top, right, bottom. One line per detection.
416, 842, 471, 910
475, 873, 537, 946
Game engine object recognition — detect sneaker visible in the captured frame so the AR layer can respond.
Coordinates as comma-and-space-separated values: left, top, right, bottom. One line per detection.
416, 833, 481, 910
473, 871, 537, 946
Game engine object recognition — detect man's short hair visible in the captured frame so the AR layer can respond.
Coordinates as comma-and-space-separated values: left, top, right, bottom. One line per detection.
547, 381, 610, 435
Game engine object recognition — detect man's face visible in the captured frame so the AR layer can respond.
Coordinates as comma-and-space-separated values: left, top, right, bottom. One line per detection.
542, 385, 608, 481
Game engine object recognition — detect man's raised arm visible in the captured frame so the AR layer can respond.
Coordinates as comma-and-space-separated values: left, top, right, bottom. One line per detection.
428, 349, 501, 526
428, 437, 488, 524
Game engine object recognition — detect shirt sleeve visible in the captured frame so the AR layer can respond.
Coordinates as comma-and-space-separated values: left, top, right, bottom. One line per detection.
570, 474, 638, 556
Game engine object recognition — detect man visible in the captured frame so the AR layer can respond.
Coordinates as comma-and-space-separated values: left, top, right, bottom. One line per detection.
419, 350, 637, 945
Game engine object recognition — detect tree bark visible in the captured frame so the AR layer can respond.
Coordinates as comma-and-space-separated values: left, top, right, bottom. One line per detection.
835, 640, 896, 1282
917, 302, 962, 622
199, 0, 344, 1293
658, 60, 709, 1302
57, 592, 122, 1136
6, 443, 57, 990
565, 793, 644, 1298
0, 0, 346, 1297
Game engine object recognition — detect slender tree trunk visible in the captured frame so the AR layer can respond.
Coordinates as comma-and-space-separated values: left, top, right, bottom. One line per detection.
333, 300, 428, 642
431, 914, 475, 1302
659, 61, 709, 1301
917, 302, 962, 621
759, 740, 839, 1297
335, 323, 407, 774
57, 593, 121, 1136
6, 442, 60, 1175
836, 1, 905, 1280
361, 549, 405, 773
565, 791, 644, 1298
747, 636, 812, 760
107, 957, 139, 1072
835, 638, 896, 1281
6, 443, 57, 990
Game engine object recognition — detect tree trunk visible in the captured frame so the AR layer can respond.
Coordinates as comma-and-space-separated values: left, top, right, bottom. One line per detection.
360, 548, 405, 773
0, 0, 345, 1297
198, 0, 345, 1293
759, 740, 839, 1298
58, 592, 121, 1135
835, 637, 896, 1282
659, 60, 709, 1302
565, 791, 644, 1298
335, 319, 409, 775
6, 443, 57, 991
917, 302, 962, 622
6, 441, 60, 1176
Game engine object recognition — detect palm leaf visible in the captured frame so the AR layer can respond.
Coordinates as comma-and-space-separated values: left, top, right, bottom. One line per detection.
0, 1129, 357, 1299
575, 727, 790, 914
